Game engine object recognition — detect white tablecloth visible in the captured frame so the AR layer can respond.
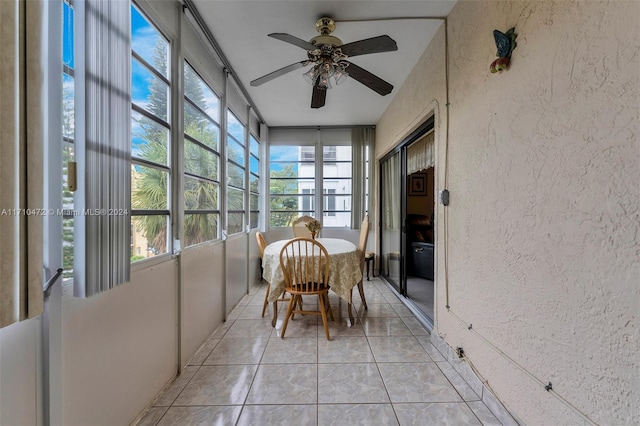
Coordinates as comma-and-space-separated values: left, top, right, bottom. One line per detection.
262, 238, 363, 303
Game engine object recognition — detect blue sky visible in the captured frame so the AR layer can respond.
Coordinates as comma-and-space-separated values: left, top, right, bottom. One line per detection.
63, 2, 74, 68
63, 3, 252, 169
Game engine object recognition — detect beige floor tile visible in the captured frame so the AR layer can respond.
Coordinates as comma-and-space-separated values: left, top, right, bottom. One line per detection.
224, 319, 275, 338
361, 317, 413, 336
156, 406, 242, 426
317, 363, 390, 404
203, 337, 268, 365
138, 281, 509, 426
317, 404, 398, 426
317, 336, 375, 363
261, 337, 317, 364
173, 365, 258, 405
153, 366, 199, 407
136, 406, 168, 426
378, 363, 462, 403
367, 336, 432, 363
237, 405, 317, 426
245, 364, 317, 405
393, 402, 481, 426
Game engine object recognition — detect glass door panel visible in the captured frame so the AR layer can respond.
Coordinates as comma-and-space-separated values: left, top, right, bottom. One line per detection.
380, 152, 402, 292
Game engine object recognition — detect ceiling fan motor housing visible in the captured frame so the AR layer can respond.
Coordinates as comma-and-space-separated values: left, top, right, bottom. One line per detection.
311, 17, 342, 46
315, 17, 336, 35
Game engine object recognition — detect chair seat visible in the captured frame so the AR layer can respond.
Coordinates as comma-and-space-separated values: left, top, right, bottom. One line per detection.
288, 283, 330, 294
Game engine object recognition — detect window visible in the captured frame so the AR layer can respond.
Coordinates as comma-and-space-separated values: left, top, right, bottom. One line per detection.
62, 0, 75, 279
300, 146, 315, 161
130, 5, 171, 261
268, 145, 315, 227
322, 146, 351, 226
183, 62, 221, 246
226, 110, 246, 235
249, 134, 260, 229
323, 188, 336, 217
268, 142, 353, 228
302, 188, 314, 212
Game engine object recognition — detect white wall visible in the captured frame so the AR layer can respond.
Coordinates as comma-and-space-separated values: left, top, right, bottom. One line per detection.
62, 260, 179, 426
375, 1, 640, 424
181, 243, 226, 366
0, 319, 40, 426
226, 234, 249, 315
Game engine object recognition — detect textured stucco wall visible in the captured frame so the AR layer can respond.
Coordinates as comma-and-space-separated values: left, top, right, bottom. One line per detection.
376, 1, 640, 424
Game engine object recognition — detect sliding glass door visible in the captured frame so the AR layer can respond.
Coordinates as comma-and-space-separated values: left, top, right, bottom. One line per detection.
379, 116, 435, 326
380, 151, 404, 293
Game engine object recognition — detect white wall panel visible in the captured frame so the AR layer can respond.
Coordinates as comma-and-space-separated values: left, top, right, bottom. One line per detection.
62, 259, 178, 425
248, 230, 261, 287
225, 234, 248, 314
0, 318, 39, 426
181, 242, 225, 363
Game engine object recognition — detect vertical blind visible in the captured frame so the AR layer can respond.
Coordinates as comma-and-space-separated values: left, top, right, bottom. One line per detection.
351, 127, 374, 228
0, 0, 45, 328
74, 0, 131, 297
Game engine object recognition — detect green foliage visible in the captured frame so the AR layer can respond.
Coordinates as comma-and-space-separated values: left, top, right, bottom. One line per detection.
269, 164, 298, 227
132, 41, 222, 253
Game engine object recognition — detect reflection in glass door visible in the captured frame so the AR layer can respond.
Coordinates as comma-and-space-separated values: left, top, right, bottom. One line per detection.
379, 117, 435, 328
380, 152, 403, 292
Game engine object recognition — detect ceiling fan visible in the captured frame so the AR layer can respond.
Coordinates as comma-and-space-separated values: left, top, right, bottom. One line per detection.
250, 17, 398, 109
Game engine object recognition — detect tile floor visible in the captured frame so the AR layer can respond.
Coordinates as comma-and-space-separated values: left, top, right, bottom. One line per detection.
135, 278, 504, 426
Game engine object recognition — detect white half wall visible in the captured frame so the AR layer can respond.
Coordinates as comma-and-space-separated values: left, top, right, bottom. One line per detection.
181, 242, 225, 364
225, 234, 249, 315
0, 318, 40, 426
248, 230, 262, 287
375, 0, 640, 424
61, 259, 179, 426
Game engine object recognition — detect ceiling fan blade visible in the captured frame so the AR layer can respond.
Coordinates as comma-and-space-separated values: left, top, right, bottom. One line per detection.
250, 61, 309, 87
340, 35, 398, 58
268, 33, 317, 51
311, 85, 327, 109
344, 62, 393, 96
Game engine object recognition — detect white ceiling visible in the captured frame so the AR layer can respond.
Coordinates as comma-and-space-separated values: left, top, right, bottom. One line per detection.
191, 1, 457, 127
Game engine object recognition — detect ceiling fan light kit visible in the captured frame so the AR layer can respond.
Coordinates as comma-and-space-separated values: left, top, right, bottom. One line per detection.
250, 17, 398, 109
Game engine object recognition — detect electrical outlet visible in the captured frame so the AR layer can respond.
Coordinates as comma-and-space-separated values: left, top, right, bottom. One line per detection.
439, 189, 449, 206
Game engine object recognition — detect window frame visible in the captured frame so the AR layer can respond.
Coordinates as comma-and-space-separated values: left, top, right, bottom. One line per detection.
182, 60, 222, 247
248, 132, 260, 229
225, 109, 247, 236
130, 3, 173, 261
267, 139, 353, 229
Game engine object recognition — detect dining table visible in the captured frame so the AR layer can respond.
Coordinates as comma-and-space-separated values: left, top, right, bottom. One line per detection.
261, 237, 363, 326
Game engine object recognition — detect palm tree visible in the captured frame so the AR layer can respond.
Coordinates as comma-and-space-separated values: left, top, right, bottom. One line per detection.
133, 41, 221, 253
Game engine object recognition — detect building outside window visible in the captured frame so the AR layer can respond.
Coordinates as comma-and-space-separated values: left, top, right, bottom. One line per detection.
268, 142, 352, 228
321, 146, 351, 225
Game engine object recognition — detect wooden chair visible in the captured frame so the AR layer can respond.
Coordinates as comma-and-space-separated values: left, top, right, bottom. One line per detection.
256, 232, 270, 317
292, 215, 319, 238
257, 231, 296, 325
279, 238, 334, 340
349, 215, 370, 321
